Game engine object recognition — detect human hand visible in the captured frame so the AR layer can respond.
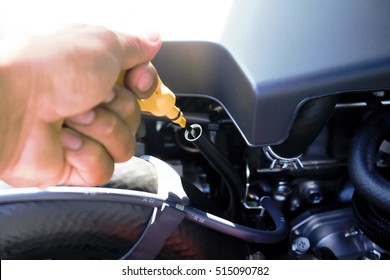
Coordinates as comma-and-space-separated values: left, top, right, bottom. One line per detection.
0, 25, 161, 187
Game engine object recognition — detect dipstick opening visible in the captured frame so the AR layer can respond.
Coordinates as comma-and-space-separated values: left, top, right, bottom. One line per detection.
184, 124, 203, 142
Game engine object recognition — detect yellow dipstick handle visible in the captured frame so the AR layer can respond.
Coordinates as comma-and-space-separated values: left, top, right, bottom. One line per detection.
117, 71, 186, 128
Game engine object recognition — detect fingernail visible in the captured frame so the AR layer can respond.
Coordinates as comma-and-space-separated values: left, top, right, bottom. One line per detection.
69, 109, 95, 125
136, 71, 154, 92
102, 90, 115, 104
61, 130, 82, 150
147, 30, 160, 42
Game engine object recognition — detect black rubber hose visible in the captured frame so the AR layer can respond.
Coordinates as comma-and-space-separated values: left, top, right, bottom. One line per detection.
185, 124, 242, 221
352, 194, 390, 251
184, 125, 289, 242
186, 196, 288, 243
348, 109, 390, 214
272, 95, 338, 158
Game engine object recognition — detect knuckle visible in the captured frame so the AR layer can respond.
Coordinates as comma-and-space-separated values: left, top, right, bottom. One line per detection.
128, 35, 142, 53
83, 152, 114, 186
124, 35, 148, 63
123, 95, 140, 119
121, 94, 141, 130
99, 112, 120, 135
95, 109, 136, 163
115, 136, 136, 163
87, 25, 119, 47
90, 168, 114, 186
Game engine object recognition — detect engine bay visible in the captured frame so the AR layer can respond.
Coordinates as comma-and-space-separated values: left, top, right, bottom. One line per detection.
136, 91, 390, 260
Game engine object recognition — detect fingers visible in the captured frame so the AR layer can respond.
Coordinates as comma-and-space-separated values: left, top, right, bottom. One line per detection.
99, 85, 141, 134
60, 128, 115, 186
123, 62, 158, 99
65, 105, 137, 163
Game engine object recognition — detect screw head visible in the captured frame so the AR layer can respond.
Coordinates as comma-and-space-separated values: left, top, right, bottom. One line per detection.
300, 181, 323, 204
292, 237, 311, 254
307, 189, 323, 204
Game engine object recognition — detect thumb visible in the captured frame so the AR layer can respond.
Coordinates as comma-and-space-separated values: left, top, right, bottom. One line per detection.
117, 30, 162, 70
39, 28, 162, 121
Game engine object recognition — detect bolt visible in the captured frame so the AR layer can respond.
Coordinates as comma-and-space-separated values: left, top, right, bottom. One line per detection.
290, 196, 301, 211
291, 237, 311, 255
301, 181, 323, 204
274, 181, 291, 202
308, 190, 322, 204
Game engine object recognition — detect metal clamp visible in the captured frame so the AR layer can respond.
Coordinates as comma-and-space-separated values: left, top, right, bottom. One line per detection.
263, 146, 304, 169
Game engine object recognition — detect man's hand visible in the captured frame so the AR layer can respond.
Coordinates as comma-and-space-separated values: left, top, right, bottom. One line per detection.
0, 25, 161, 187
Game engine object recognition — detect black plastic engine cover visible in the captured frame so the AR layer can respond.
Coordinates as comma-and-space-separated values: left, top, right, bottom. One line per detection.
153, 0, 390, 146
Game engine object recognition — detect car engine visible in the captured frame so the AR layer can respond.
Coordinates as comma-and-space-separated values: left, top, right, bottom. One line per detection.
0, 0, 389, 260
